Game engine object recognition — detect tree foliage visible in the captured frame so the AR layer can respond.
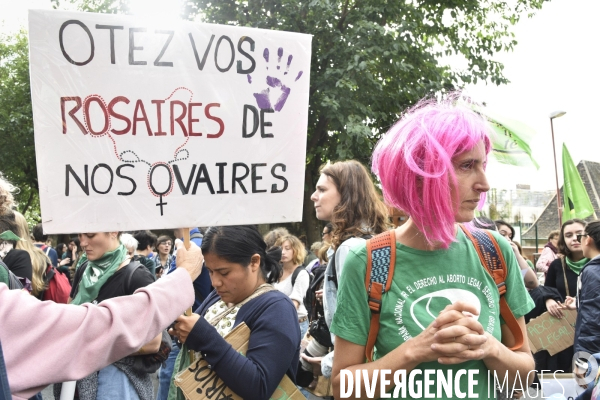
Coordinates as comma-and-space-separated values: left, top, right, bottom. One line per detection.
51, 0, 130, 14
182, 0, 547, 243
0, 31, 40, 219
0, 0, 548, 238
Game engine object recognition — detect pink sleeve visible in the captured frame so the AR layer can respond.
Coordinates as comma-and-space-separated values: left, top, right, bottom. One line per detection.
536, 247, 556, 273
3, 268, 196, 399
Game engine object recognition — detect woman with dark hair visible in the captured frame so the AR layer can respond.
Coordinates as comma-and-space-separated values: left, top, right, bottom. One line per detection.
65, 237, 83, 281
55, 243, 72, 277
321, 222, 333, 245
153, 235, 173, 275
168, 225, 300, 400
330, 98, 534, 399
542, 218, 588, 373
545, 219, 587, 319
56, 243, 66, 262
495, 220, 515, 241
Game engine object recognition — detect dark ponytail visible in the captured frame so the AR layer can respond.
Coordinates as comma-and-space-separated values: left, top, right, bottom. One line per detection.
201, 225, 283, 283
264, 246, 283, 284
585, 221, 600, 252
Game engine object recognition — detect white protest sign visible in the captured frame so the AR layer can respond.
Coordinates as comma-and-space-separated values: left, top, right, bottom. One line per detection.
28, 10, 312, 233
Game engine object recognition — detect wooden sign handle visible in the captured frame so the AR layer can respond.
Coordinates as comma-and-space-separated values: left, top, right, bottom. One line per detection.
183, 229, 191, 250
182, 228, 195, 361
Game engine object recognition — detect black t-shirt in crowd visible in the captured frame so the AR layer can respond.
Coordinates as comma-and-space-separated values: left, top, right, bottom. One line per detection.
70, 261, 155, 303
3, 249, 32, 281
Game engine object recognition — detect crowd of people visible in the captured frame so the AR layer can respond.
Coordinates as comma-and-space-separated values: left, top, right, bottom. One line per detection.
1, 97, 599, 400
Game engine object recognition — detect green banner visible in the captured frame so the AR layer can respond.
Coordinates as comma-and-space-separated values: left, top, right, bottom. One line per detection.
562, 143, 595, 221
472, 106, 539, 169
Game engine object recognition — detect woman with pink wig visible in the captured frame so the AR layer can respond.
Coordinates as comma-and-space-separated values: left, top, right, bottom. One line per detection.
329, 98, 535, 399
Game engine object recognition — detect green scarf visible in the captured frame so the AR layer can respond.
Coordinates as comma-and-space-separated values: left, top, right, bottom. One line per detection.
566, 256, 589, 275
71, 244, 128, 305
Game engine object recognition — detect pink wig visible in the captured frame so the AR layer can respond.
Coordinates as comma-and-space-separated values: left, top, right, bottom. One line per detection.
371, 97, 491, 248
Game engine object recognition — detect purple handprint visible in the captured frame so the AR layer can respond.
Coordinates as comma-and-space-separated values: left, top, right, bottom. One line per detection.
248, 47, 304, 112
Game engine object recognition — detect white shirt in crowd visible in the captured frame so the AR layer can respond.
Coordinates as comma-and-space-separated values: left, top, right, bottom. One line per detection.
274, 269, 310, 319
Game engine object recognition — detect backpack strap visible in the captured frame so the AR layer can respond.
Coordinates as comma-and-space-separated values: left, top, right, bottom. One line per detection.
70, 260, 89, 299
44, 264, 55, 283
459, 225, 524, 351
330, 234, 373, 290
123, 261, 144, 295
39, 264, 55, 300
328, 252, 339, 289
291, 266, 303, 287
364, 230, 396, 362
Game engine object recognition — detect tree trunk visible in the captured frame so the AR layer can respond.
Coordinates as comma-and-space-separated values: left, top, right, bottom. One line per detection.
302, 165, 322, 246
19, 190, 35, 216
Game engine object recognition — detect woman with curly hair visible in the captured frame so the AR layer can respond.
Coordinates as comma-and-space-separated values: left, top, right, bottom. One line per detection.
275, 234, 310, 340
300, 160, 390, 383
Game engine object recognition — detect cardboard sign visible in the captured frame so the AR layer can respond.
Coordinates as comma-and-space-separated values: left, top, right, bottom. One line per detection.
28, 10, 312, 233
527, 310, 577, 356
305, 376, 332, 398
174, 322, 303, 400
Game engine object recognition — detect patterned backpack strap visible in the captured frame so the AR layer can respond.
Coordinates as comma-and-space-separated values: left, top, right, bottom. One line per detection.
459, 224, 524, 351
364, 230, 396, 362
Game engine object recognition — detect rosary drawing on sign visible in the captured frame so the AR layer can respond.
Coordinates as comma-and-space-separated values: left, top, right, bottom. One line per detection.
80, 46, 303, 216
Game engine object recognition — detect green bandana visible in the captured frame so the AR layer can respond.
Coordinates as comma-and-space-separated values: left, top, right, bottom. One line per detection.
566, 256, 589, 275
71, 244, 128, 305
0, 231, 21, 241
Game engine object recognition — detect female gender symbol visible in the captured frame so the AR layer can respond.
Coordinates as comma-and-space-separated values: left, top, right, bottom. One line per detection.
148, 162, 174, 216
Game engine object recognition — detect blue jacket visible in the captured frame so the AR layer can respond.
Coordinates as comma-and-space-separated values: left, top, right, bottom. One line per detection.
574, 257, 600, 355
35, 244, 58, 268
168, 228, 213, 309
187, 290, 300, 400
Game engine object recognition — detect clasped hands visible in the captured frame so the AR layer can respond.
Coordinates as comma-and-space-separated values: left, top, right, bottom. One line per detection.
415, 300, 492, 365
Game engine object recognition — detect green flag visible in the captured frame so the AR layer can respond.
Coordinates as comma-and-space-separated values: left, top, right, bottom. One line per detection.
562, 143, 595, 221
472, 106, 539, 169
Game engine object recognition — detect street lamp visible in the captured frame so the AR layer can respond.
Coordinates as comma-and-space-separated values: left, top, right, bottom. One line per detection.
550, 110, 566, 227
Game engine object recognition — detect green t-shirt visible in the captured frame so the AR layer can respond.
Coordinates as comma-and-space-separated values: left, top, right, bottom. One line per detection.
330, 228, 534, 399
